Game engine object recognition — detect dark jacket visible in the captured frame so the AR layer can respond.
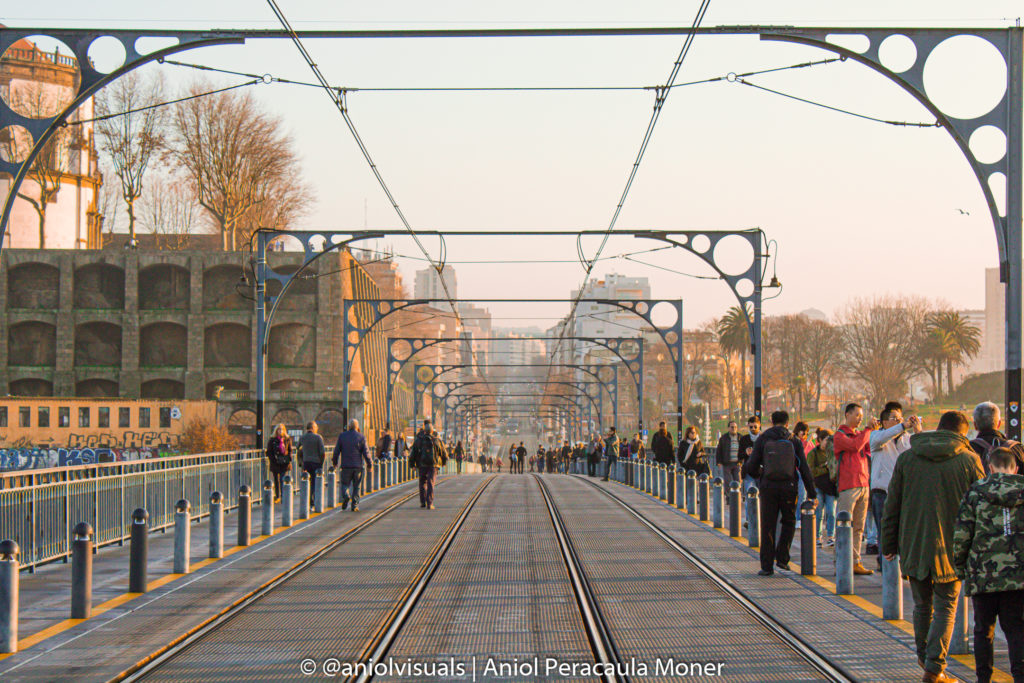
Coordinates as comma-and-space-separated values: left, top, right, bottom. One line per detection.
970, 428, 1024, 474
880, 430, 985, 582
297, 432, 325, 466
741, 425, 816, 496
650, 430, 674, 464
332, 429, 371, 470
678, 439, 709, 475
411, 431, 447, 469
266, 435, 292, 471
376, 433, 393, 460
454, 444, 464, 460
738, 432, 759, 465
715, 433, 741, 466
953, 473, 1024, 596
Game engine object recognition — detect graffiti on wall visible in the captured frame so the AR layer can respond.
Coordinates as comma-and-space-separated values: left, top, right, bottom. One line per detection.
0, 446, 168, 470
66, 431, 181, 449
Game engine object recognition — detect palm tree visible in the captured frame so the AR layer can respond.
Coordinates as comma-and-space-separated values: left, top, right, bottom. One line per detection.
926, 311, 982, 396
717, 305, 751, 416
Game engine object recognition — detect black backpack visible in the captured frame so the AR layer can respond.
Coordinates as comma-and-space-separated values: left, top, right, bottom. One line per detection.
762, 438, 797, 482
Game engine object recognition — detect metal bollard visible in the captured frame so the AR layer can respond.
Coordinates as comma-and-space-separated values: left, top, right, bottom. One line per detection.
262, 481, 275, 536
711, 477, 724, 528
667, 466, 676, 505
746, 487, 760, 548
173, 500, 190, 574
881, 554, 903, 620
129, 508, 149, 593
326, 468, 337, 508
800, 501, 816, 576
209, 492, 224, 559
675, 469, 686, 510
237, 485, 252, 547
686, 471, 697, 515
0, 540, 18, 653
659, 466, 667, 500
282, 475, 294, 527
835, 510, 854, 595
950, 589, 970, 655
71, 522, 93, 619
298, 472, 310, 520
698, 473, 710, 522
728, 481, 742, 537
652, 465, 660, 498
314, 469, 324, 514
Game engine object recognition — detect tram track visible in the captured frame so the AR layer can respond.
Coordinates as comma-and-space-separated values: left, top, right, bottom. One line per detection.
113, 474, 476, 683
571, 474, 854, 683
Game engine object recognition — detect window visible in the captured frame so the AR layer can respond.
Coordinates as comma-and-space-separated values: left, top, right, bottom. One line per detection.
58, 407, 70, 428
38, 407, 49, 428
159, 407, 171, 429
119, 407, 130, 428
19, 406, 30, 428
139, 407, 151, 428
78, 407, 90, 428
0, 407, 6, 428
98, 407, 109, 429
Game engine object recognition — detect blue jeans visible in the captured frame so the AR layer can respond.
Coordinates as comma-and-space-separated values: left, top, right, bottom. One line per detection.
869, 489, 887, 546
340, 467, 364, 507
815, 493, 837, 539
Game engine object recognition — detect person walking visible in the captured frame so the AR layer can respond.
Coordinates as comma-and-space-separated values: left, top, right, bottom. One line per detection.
587, 435, 603, 477
741, 410, 817, 576
739, 415, 761, 494
331, 419, 373, 512
715, 421, 743, 489
679, 426, 710, 476
953, 447, 1024, 683
560, 440, 572, 474
807, 428, 838, 547
793, 421, 813, 527
515, 442, 527, 474
868, 404, 919, 561
629, 432, 644, 461
970, 401, 1024, 473
297, 421, 326, 507
834, 403, 879, 576
266, 423, 292, 503
454, 440, 465, 473
394, 431, 407, 463
881, 410, 985, 683
410, 420, 446, 509
603, 427, 620, 481
650, 421, 674, 466
376, 428, 393, 461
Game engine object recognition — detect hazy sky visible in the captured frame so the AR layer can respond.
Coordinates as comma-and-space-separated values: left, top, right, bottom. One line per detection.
6, 2, 1022, 329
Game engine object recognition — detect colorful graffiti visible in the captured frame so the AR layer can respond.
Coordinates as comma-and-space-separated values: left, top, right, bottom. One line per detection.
66, 431, 181, 449
0, 446, 168, 471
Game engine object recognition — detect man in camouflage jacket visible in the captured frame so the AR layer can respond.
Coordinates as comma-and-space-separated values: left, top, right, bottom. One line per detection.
953, 446, 1024, 683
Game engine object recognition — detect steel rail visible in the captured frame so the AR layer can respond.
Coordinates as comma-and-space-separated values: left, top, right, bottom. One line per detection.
574, 475, 854, 683
350, 474, 496, 683
113, 474, 458, 682
535, 474, 628, 683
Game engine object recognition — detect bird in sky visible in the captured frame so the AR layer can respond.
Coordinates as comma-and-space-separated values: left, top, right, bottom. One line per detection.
957, 208, 970, 215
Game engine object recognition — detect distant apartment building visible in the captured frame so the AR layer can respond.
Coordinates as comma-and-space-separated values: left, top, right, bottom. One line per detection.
413, 264, 457, 300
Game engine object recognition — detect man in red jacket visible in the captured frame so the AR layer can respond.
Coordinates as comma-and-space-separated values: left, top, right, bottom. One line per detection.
833, 402, 879, 575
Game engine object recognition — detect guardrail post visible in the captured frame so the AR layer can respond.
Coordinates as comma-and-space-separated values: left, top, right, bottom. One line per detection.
326, 468, 337, 508
800, 501, 816, 576
314, 469, 324, 514
282, 475, 293, 527
728, 481, 742, 537
652, 464, 660, 497
881, 554, 903, 620
746, 487, 760, 548
711, 477, 725, 528
237, 485, 251, 547
298, 472, 310, 520
666, 465, 675, 505
698, 473, 710, 522
129, 508, 148, 593
685, 470, 697, 515
262, 481, 274, 536
173, 500, 190, 574
71, 523, 92, 619
835, 510, 853, 595
209, 492, 223, 559
0, 540, 18, 653
950, 590, 971, 655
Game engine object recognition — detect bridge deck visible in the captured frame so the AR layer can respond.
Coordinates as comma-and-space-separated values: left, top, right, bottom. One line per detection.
0, 472, 992, 682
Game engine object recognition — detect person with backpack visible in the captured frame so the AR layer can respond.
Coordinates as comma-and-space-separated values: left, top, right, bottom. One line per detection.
298, 421, 326, 507
953, 447, 1024, 683
679, 426, 710, 476
834, 402, 879, 576
650, 421, 675, 465
376, 429, 393, 461
332, 419, 372, 512
881, 411, 985, 683
454, 440, 465, 473
741, 410, 817, 576
970, 401, 1024, 474
409, 420, 446, 509
266, 423, 293, 502
807, 428, 838, 547
603, 427, 620, 481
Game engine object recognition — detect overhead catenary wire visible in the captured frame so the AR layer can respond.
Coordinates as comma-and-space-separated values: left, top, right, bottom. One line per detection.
64, 79, 262, 125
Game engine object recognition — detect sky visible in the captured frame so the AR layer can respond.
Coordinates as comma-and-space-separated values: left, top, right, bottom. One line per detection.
4, 1, 1022, 329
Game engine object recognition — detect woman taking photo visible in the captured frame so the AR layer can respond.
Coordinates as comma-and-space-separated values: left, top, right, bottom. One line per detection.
266, 423, 293, 502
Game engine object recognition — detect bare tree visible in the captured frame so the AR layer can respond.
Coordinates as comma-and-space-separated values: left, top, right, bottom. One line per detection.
94, 71, 167, 247
139, 173, 199, 249
801, 317, 844, 411
837, 295, 931, 406
170, 80, 312, 250
96, 171, 121, 247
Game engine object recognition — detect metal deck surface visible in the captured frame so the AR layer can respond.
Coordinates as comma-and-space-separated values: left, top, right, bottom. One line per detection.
377, 475, 598, 683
